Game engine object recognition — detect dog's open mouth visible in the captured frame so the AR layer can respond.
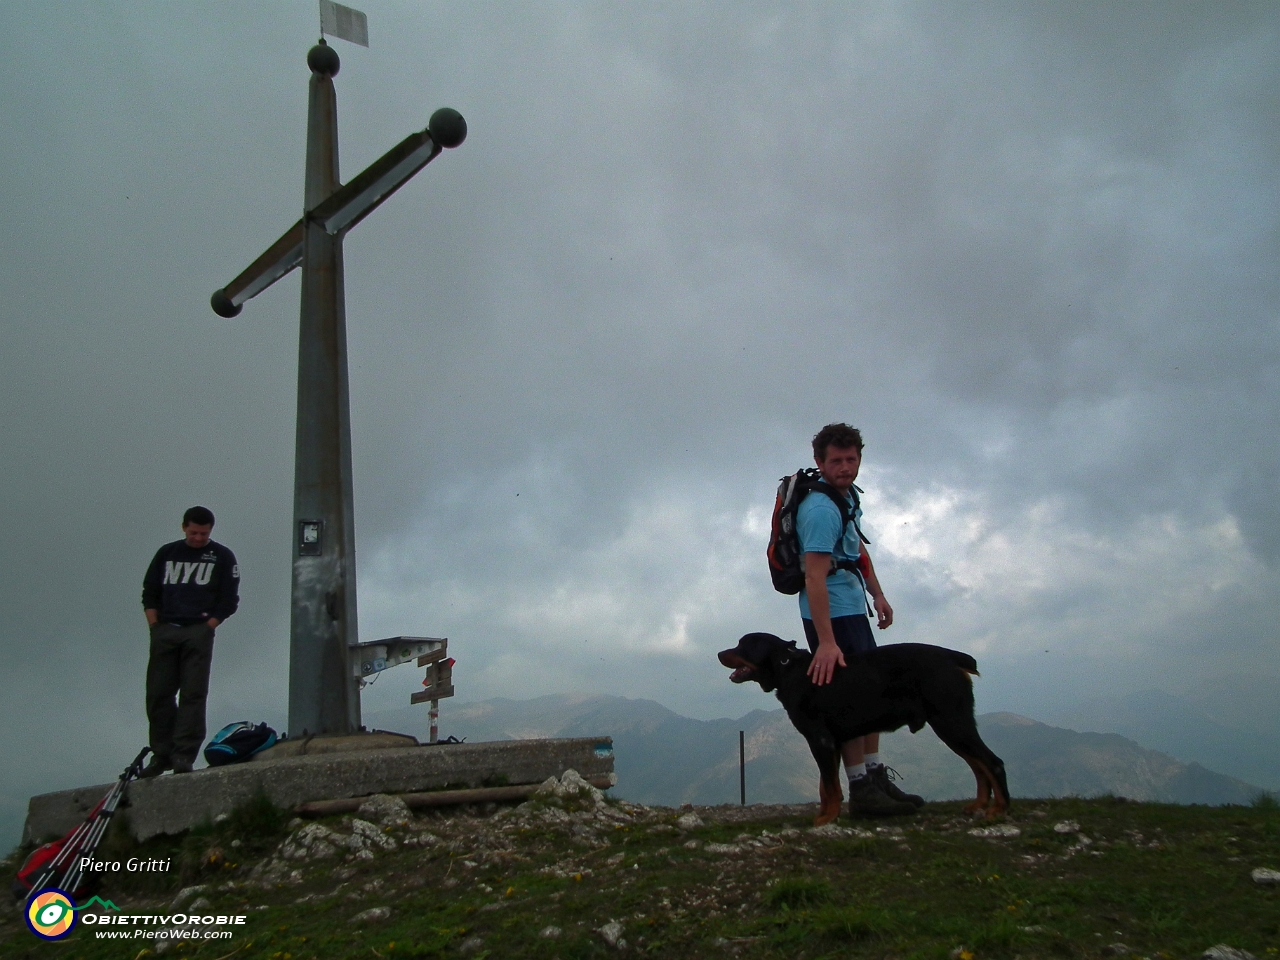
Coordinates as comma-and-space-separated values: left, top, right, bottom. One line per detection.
718, 650, 757, 684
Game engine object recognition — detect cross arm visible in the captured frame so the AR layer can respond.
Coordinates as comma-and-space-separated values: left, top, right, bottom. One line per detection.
211, 220, 304, 317
210, 107, 465, 318
208, 129, 435, 319
309, 128, 441, 237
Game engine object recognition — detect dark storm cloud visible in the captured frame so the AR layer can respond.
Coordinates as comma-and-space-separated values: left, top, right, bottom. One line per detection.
1, 2, 1277, 846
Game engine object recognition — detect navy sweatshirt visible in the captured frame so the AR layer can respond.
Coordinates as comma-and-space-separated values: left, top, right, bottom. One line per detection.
142, 540, 240, 625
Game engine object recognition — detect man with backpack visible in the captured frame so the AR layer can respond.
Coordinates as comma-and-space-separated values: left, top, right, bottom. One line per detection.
776, 423, 922, 816
139, 506, 240, 777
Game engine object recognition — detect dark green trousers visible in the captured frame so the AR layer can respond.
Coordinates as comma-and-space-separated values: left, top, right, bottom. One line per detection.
146, 622, 215, 765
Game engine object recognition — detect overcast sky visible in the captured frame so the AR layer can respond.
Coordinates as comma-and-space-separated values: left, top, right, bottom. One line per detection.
2, 2, 1277, 848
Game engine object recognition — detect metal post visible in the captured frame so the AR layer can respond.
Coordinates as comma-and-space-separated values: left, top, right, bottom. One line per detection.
287, 44, 361, 737
429, 699, 439, 744
739, 730, 746, 806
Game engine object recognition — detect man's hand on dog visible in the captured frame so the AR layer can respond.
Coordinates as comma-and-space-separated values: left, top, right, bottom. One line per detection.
807, 639, 845, 686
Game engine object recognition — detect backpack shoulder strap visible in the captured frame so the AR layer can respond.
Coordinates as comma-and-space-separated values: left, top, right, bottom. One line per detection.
805, 475, 871, 545
805, 477, 852, 530
850, 483, 869, 544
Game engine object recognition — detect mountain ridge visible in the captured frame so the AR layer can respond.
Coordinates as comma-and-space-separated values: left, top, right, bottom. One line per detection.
367, 693, 1265, 807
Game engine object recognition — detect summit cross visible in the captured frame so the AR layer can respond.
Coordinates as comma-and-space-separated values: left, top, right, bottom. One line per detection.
210, 40, 466, 737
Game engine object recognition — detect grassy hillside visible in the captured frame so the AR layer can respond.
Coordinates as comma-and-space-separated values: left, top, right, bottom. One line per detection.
2, 787, 1277, 959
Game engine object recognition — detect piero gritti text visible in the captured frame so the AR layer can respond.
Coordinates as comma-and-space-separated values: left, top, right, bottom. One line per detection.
79, 856, 173, 873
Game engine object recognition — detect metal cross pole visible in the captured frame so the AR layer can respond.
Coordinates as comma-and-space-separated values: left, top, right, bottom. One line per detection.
210, 41, 466, 737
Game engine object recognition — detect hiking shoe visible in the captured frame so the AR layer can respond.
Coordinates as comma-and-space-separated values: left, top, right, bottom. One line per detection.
870, 764, 925, 808
847, 775, 917, 817
172, 759, 195, 774
138, 757, 171, 779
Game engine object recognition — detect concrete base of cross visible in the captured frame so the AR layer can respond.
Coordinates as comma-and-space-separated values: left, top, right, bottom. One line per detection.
23, 735, 615, 843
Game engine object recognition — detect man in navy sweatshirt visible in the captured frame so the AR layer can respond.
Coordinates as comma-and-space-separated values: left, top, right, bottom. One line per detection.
140, 506, 240, 776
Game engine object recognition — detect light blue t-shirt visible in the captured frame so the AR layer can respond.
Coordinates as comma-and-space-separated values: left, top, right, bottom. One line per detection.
797, 488, 866, 620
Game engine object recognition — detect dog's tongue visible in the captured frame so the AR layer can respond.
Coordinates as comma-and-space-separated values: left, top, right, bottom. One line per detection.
730, 666, 753, 683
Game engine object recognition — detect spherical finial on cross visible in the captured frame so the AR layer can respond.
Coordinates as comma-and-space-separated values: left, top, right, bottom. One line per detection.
307, 41, 341, 77
211, 289, 242, 318
429, 108, 467, 149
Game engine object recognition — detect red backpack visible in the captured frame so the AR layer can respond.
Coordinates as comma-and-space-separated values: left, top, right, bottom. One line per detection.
13, 748, 148, 900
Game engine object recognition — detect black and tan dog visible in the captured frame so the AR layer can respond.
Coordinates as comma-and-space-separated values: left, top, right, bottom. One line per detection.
719, 632, 1009, 824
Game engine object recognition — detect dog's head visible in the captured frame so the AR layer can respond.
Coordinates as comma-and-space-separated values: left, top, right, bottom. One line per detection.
718, 632, 804, 693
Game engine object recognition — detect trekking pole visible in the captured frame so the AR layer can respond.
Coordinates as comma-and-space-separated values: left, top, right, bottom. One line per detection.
23, 747, 149, 899
22, 803, 103, 896
56, 748, 150, 897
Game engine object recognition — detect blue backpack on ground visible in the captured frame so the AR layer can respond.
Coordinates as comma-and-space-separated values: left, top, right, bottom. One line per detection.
203, 721, 278, 766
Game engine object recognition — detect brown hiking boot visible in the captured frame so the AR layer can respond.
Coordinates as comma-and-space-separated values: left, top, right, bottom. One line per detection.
847, 775, 917, 817
870, 764, 925, 808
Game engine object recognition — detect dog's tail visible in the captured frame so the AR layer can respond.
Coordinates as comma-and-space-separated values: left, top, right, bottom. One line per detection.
945, 649, 980, 677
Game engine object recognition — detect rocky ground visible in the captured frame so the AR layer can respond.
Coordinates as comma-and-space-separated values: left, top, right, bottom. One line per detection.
2, 773, 1277, 959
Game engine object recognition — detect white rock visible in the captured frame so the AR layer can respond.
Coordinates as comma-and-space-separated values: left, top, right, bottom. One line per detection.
356, 794, 413, 828
213, 813, 230, 824
1203, 946, 1258, 960
248, 859, 288, 884
534, 775, 562, 796
294, 822, 339, 847
704, 843, 741, 854
1053, 820, 1080, 834
351, 818, 398, 850
539, 925, 562, 939
458, 936, 485, 954
350, 906, 392, 923
599, 920, 626, 948
1252, 867, 1280, 885
187, 897, 212, 912
809, 823, 868, 838
969, 824, 1021, 838
170, 885, 208, 908
404, 831, 440, 848
675, 812, 703, 830
561, 768, 605, 802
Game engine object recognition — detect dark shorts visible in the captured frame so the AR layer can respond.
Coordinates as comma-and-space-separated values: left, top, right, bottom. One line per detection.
802, 615, 877, 658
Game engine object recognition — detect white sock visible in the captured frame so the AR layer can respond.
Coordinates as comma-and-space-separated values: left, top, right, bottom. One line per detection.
864, 752, 883, 770
846, 762, 867, 781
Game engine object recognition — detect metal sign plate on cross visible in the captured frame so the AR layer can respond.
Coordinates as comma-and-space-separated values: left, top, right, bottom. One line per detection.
210, 36, 466, 738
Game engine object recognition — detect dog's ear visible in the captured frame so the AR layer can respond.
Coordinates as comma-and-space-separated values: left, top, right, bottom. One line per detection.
766, 639, 808, 675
